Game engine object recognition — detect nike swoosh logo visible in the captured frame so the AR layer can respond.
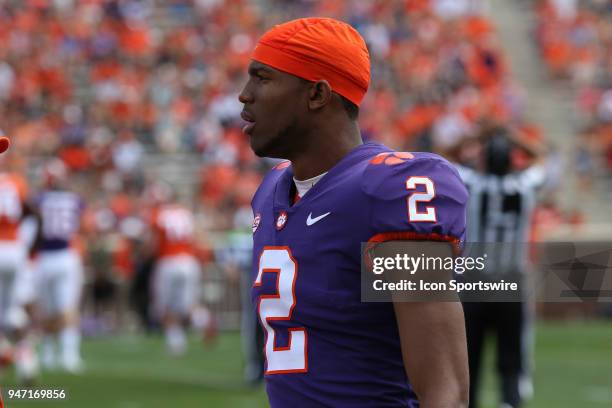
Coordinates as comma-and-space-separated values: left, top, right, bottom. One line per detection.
306, 212, 331, 226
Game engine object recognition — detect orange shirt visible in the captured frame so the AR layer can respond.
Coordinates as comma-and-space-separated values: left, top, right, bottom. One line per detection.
152, 204, 196, 258
0, 173, 27, 241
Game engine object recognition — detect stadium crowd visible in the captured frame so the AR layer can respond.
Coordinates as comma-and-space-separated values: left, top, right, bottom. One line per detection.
534, 0, 612, 176
0, 0, 571, 334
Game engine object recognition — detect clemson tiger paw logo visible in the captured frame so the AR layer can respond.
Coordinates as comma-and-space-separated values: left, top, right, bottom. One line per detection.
370, 152, 414, 165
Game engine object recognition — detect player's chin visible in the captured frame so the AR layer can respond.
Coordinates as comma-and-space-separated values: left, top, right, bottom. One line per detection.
250, 136, 283, 159
249, 134, 271, 158
249, 129, 273, 157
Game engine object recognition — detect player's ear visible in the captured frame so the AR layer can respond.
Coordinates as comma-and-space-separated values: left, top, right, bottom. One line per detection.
307, 80, 332, 111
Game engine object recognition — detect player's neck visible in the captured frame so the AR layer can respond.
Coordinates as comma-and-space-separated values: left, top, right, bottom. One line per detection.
291, 121, 362, 180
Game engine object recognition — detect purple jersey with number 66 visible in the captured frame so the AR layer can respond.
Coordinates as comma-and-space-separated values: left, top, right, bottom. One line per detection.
251, 142, 468, 407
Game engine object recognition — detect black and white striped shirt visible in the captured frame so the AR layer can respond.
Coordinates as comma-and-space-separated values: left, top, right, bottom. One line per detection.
457, 164, 546, 274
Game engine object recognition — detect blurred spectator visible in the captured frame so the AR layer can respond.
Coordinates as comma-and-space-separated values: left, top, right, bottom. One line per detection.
535, 0, 612, 179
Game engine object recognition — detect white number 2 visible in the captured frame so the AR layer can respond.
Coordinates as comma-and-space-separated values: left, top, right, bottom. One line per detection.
406, 176, 437, 222
254, 247, 307, 374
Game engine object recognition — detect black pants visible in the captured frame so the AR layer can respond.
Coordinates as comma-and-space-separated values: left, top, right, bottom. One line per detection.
463, 301, 527, 408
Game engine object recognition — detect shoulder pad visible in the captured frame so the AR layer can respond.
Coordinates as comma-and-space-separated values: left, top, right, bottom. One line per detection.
362, 152, 460, 201
251, 161, 291, 210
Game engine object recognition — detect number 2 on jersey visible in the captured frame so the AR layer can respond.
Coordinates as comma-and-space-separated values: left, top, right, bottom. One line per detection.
254, 247, 307, 374
406, 176, 437, 222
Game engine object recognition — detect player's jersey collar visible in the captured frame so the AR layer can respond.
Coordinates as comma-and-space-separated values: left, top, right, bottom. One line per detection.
272, 142, 388, 212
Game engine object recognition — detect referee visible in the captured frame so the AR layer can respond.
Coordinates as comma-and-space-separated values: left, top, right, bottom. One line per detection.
454, 126, 546, 408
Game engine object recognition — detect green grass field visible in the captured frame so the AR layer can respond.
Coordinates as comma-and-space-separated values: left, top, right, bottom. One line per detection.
1, 321, 611, 407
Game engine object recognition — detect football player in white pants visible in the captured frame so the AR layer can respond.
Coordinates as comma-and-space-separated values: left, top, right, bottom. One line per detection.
153, 255, 202, 355
0, 169, 38, 382
35, 160, 84, 373
149, 188, 202, 356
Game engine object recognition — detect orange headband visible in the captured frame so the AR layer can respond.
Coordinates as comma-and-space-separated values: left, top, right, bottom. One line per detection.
252, 18, 371, 106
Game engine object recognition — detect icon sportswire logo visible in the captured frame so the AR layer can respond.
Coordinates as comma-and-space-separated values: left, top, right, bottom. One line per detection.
306, 212, 331, 226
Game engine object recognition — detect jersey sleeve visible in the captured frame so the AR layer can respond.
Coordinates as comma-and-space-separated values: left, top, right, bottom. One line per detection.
363, 153, 468, 245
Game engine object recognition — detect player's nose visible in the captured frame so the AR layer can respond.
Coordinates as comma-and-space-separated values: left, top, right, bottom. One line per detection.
238, 85, 253, 104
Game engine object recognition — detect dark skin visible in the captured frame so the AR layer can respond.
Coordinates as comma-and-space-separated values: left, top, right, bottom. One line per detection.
239, 61, 469, 407
238, 61, 361, 180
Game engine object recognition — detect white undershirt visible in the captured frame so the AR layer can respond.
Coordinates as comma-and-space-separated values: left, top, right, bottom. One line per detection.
293, 172, 327, 198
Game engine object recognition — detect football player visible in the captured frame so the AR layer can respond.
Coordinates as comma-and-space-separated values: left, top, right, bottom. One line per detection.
0, 156, 39, 382
35, 159, 85, 373
0, 170, 28, 331
148, 186, 203, 356
240, 18, 469, 407
0, 171, 28, 331
0, 135, 39, 385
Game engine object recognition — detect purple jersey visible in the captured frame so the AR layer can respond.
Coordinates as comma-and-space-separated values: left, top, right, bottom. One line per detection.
251, 143, 468, 407
38, 190, 83, 251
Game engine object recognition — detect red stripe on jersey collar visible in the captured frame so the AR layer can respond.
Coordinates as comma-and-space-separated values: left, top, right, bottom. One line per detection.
292, 193, 301, 205
367, 231, 461, 255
